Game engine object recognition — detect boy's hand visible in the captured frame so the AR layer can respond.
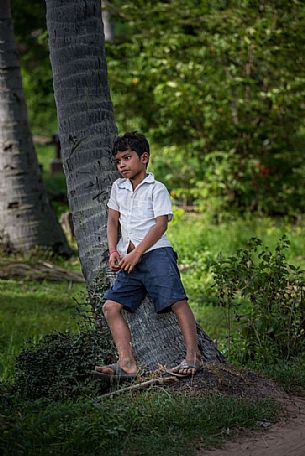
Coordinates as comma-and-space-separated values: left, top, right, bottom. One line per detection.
119, 250, 141, 273
109, 252, 121, 271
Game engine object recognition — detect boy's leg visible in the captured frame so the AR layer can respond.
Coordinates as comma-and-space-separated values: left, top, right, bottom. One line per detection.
170, 300, 202, 375
95, 300, 137, 375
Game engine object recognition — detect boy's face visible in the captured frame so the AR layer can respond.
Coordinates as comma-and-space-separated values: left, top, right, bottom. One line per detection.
114, 148, 149, 179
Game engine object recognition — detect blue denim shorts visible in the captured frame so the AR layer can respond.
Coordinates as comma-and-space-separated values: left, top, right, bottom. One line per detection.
104, 247, 188, 313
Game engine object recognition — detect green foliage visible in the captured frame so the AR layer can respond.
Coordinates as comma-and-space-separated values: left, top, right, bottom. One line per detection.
257, 355, 305, 395
0, 390, 280, 456
3, 213, 305, 454
12, 0, 305, 213
14, 325, 115, 400
168, 212, 305, 309
108, 0, 305, 214
212, 236, 305, 362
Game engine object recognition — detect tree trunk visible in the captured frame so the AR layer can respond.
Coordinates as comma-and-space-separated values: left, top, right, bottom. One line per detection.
0, 0, 71, 256
102, 1, 114, 42
45, 0, 225, 371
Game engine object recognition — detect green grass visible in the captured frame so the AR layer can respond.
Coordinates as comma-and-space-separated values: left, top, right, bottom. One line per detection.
1, 209, 305, 454
2, 212, 305, 384
168, 212, 305, 267
167, 211, 305, 335
167, 212, 305, 393
0, 390, 280, 456
0, 279, 85, 382
251, 357, 305, 395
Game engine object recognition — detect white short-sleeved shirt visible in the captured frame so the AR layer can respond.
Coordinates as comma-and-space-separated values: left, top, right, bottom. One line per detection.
107, 172, 173, 255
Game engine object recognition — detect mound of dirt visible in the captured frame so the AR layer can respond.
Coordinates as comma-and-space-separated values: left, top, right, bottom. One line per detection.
169, 362, 288, 402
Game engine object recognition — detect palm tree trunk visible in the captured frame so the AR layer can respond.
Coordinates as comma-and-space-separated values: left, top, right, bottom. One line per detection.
0, 0, 71, 256
46, 0, 117, 283
45, 0, 225, 370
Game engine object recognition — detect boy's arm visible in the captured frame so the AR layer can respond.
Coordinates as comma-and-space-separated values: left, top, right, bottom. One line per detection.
135, 215, 168, 255
107, 208, 120, 270
119, 215, 168, 273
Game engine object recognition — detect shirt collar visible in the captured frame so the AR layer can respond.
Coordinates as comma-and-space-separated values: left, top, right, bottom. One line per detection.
117, 172, 155, 190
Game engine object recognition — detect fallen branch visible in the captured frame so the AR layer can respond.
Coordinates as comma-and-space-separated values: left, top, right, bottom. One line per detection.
100, 376, 179, 398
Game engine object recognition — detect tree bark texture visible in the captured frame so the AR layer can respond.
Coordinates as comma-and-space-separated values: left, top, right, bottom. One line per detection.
45, 0, 225, 371
46, 0, 117, 284
0, 0, 71, 255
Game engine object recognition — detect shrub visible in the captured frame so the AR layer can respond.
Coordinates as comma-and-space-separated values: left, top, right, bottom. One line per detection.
212, 236, 305, 363
14, 324, 116, 400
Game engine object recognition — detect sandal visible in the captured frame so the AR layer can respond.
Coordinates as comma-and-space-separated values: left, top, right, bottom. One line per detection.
92, 363, 137, 381
165, 359, 202, 378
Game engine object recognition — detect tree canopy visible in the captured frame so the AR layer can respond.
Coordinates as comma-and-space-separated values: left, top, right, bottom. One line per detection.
12, 0, 305, 215
107, 0, 305, 214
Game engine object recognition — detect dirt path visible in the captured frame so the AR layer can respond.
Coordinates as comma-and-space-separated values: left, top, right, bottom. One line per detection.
199, 396, 305, 456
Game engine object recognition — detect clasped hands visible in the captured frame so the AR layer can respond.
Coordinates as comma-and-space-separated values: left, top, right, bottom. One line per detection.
109, 250, 141, 273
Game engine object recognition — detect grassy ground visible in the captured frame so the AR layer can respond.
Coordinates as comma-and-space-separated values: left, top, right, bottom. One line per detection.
2, 181, 305, 453
0, 279, 85, 382
0, 390, 279, 456
167, 211, 305, 336
0, 280, 300, 453
2, 212, 305, 383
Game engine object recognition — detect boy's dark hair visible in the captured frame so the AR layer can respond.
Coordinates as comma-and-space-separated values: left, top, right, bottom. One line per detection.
112, 132, 150, 158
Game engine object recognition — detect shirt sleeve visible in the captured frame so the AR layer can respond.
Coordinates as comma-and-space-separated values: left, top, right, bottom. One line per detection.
152, 184, 174, 221
107, 182, 119, 212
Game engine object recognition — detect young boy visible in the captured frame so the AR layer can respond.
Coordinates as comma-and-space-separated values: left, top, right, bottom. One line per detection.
95, 132, 202, 379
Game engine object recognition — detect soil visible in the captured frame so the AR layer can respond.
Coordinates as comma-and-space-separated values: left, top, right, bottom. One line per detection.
168, 363, 289, 401
166, 363, 305, 456
199, 395, 305, 456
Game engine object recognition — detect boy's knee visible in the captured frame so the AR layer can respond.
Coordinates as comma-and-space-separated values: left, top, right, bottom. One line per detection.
103, 300, 122, 318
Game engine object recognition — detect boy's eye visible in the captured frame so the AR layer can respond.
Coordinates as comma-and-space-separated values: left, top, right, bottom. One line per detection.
115, 155, 131, 165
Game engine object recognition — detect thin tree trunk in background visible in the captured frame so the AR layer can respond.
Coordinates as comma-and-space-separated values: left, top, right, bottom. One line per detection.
102, 1, 114, 42
0, 0, 71, 256
45, 0, 225, 371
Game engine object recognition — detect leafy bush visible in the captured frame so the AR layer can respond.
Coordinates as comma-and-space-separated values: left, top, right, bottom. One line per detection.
14, 0, 305, 213
212, 236, 305, 362
107, 0, 305, 215
14, 324, 116, 400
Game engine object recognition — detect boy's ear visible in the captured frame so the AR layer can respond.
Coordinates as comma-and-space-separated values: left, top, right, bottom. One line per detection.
141, 152, 149, 164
